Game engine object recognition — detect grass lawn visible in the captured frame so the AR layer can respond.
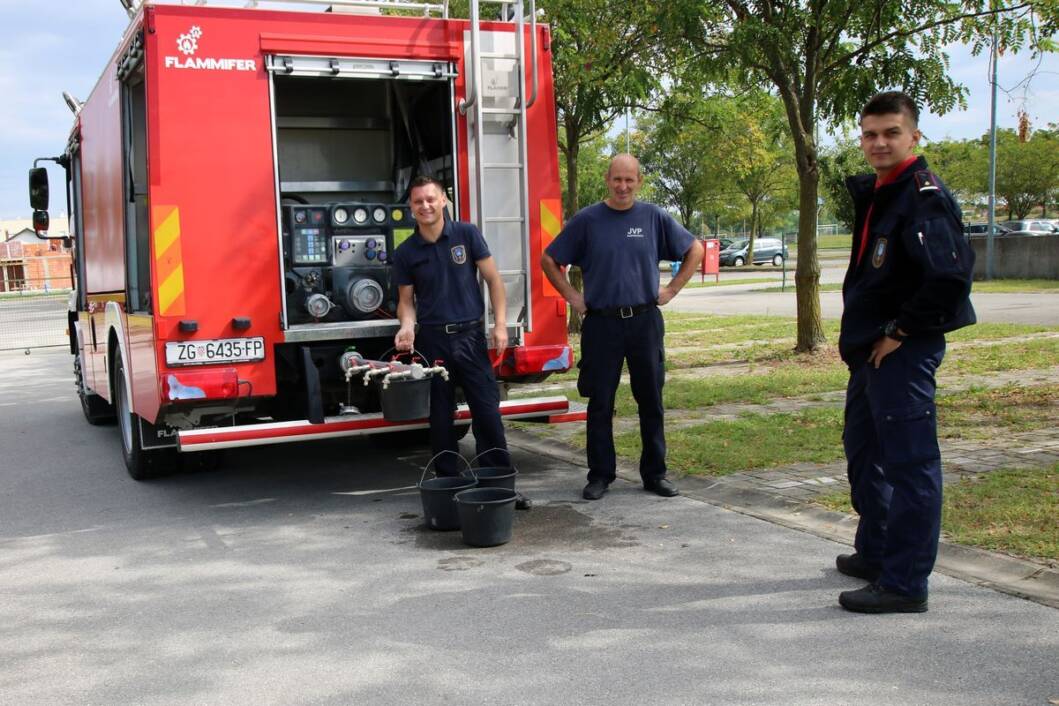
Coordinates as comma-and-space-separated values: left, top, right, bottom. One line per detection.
945, 338, 1059, 375
816, 464, 1059, 562
816, 234, 852, 250
758, 279, 1059, 295
937, 384, 1059, 440
614, 363, 847, 414
971, 279, 1059, 293
612, 407, 845, 476
683, 277, 778, 289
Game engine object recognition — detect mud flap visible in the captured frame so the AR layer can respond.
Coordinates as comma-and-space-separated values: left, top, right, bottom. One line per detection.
139, 415, 179, 450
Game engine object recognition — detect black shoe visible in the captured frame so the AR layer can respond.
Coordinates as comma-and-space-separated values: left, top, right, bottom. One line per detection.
582, 480, 610, 500
839, 583, 928, 614
836, 553, 882, 582
515, 493, 533, 511
644, 477, 679, 497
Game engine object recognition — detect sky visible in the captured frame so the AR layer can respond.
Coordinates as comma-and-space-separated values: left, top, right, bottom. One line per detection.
0, 0, 1056, 220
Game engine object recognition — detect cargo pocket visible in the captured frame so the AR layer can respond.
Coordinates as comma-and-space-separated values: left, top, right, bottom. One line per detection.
879, 402, 940, 465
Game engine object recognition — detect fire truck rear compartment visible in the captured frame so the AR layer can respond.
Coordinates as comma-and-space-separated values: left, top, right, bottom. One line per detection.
272, 73, 455, 330
268, 71, 457, 419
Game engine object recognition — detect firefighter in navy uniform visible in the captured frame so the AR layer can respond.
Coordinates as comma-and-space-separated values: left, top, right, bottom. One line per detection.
835, 92, 975, 614
541, 154, 703, 501
392, 176, 529, 508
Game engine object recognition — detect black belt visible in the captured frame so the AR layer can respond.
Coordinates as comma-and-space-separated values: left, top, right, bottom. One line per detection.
421, 319, 482, 334
586, 303, 655, 319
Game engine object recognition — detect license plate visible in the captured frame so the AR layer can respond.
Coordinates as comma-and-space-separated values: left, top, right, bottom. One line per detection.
165, 337, 266, 366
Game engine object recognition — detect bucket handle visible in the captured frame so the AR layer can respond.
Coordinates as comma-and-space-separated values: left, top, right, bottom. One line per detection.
381, 346, 429, 366
420, 450, 472, 485
469, 447, 513, 469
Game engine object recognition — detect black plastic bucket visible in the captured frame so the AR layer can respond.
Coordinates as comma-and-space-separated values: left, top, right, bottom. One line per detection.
461, 465, 517, 490
454, 487, 517, 547
419, 476, 477, 531
380, 377, 431, 421
418, 451, 475, 531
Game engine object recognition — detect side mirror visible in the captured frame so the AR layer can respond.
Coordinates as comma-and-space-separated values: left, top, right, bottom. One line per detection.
33, 210, 50, 234
29, 167, 49, 210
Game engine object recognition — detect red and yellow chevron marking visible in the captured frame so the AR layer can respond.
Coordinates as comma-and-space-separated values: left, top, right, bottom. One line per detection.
153, 205, 186, 317
540, 199, 562, 298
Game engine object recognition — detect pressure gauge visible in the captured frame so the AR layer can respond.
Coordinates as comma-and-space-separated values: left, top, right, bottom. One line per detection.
353, 207, 369, 225
333, 207, 349, 225
372, 207, 387, 223
391, 208, 404, 221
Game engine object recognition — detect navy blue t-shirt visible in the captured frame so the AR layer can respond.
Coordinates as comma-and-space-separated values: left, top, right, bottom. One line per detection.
390, 219, 491, 325
545, 201, 695, 309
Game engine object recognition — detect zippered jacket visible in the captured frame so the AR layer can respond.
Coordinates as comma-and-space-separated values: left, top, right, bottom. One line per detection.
839, 156, 976, 362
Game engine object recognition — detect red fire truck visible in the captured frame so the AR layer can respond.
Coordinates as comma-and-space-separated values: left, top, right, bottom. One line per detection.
29, 0, 580, 479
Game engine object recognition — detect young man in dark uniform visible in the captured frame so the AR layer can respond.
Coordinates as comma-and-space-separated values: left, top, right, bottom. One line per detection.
836, 92, 975, 613
541, 154, 703, 501
391, 176, 513, 485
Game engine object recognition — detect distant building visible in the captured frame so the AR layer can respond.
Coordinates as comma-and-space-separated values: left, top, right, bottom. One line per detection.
1, 218, 73, 293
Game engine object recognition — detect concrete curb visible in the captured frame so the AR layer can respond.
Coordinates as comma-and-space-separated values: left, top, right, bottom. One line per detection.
508, 428, 1059, 610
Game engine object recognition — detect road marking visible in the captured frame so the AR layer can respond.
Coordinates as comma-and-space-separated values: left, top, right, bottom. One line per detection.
333, 485, 417, 496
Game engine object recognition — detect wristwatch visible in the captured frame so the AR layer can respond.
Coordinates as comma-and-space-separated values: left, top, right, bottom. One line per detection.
884, 319, 908, 342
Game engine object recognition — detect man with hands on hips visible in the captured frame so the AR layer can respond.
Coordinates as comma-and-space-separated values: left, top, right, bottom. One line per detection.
542, 153, 703, 502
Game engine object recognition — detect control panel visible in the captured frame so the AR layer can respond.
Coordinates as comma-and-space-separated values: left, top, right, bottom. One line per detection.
282, 203, 415, 325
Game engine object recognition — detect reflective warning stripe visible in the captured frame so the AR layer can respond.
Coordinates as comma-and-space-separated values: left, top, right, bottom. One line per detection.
153, 205, 186, 317
540, 199, 562, 298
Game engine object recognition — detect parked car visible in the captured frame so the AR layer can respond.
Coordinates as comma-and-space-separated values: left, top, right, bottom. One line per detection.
964, 222, 1011, 237
719, 237, 789, 267
999, 219, 1059, 235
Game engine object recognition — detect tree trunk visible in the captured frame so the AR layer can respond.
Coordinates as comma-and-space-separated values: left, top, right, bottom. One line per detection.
774, 82, 826, 353
794, 163, 826, 351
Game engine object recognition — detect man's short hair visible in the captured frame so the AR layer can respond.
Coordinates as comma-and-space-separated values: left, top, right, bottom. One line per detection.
409, 175, 446, 193
860, 91, 920, 126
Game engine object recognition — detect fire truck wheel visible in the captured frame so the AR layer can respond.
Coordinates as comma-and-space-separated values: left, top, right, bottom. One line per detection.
114, 356, 179, 481
74, 355, 115, 425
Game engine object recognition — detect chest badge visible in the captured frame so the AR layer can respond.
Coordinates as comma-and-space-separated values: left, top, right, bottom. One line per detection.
450, 245, 467, 265
872, 238, 887, 268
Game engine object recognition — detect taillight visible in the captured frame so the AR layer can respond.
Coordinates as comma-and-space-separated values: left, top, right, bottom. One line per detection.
163, 368, 239, 401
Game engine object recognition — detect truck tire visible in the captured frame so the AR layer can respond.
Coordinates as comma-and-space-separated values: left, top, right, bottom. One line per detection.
74, 355, 115, 425
114, 356, 178, 481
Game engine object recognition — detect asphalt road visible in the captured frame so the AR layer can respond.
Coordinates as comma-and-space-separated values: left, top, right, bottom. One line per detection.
2, 348, 1058, 705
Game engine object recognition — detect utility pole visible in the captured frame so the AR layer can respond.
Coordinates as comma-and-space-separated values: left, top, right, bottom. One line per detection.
986, 31, 999, 281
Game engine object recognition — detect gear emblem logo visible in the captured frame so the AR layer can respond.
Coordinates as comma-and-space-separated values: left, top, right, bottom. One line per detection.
176, 26, 203, 56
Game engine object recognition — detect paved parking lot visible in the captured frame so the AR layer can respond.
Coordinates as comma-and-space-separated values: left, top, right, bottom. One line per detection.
2, 348, 1058, 705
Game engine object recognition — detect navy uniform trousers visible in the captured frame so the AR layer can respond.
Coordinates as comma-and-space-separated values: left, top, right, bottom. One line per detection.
578, 306, 666, 484
416, 324, 507, 475
844, 333, 946, 597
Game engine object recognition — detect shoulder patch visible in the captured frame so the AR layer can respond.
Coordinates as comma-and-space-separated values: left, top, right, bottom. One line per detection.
914, 170, 941, 193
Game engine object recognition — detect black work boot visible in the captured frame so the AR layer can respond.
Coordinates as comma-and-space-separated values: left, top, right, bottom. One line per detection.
839, 583, 928, 614
836, 553, 882, 582
582, 480, 609, 500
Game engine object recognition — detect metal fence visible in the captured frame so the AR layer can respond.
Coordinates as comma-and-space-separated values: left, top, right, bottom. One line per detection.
0, 266, 71, 352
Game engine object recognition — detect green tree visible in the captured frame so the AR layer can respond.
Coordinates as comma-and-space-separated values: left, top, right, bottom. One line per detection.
818, 137, 868, 232
558, 132, 612, 213
542, 0, 698, 218
994, 128, 1059, 218
688, 0, 1058, 351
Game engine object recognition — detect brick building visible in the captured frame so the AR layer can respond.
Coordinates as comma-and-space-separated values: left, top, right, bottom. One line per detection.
0, 218, 73, 293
